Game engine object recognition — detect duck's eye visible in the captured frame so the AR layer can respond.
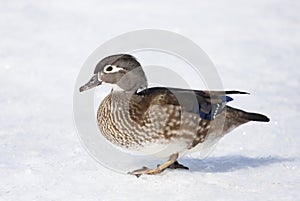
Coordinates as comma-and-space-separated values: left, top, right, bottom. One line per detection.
103, 65, 123, 73
105, 66, 113, 72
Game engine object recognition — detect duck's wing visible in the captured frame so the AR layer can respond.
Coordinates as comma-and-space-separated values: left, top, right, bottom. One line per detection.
136, 87, 249, 120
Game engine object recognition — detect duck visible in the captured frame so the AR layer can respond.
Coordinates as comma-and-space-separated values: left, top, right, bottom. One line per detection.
79, 54, 270, 177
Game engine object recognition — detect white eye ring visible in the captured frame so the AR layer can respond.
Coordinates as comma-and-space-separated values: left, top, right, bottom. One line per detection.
103, 65, 124, 73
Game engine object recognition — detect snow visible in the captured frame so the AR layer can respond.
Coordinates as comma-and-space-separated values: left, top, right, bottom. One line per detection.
1, 0, 300, 200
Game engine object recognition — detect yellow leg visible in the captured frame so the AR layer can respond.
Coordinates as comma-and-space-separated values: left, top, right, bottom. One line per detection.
128, 153, 179, 177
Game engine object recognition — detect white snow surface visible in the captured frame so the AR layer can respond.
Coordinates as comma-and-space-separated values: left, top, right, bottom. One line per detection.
1, 0, 300, 200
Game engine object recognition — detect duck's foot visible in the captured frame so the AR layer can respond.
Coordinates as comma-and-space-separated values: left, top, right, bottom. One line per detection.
128, 166, 151, 178
128, 153, 179, 178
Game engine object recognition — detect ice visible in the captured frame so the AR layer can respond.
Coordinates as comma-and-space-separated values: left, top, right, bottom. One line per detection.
0, 0, 299, 200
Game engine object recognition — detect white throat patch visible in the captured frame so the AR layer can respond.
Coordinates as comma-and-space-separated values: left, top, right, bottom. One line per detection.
112, 84, 125, 91
100, 81, 125, 91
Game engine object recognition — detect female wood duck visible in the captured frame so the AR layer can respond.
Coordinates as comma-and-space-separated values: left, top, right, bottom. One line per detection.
80, 54, 269, 177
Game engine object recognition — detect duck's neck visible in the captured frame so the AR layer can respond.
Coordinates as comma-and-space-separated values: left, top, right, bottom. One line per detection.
109, 90, 135, 104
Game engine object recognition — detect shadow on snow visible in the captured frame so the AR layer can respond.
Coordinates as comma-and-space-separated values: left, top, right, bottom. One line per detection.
178, 155, 293, 173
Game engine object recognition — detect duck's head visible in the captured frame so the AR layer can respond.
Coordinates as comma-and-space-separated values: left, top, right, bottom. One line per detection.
80, 54, 148, 92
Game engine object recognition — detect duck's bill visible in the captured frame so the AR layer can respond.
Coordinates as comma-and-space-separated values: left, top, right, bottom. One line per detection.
79, 74, 102, 92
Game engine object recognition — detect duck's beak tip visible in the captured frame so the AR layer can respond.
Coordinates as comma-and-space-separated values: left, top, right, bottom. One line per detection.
79, 74, 102, 92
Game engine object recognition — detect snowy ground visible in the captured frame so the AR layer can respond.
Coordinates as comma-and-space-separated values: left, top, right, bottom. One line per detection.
1, 0, 300, 200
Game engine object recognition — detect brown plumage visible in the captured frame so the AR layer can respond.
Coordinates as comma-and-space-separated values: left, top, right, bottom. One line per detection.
80, 54, 270, 177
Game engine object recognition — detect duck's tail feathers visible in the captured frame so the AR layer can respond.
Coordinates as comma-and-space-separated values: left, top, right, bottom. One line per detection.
241, 111, 270, 122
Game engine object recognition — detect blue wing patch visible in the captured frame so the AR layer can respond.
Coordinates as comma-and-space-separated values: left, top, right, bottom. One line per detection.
199, 95, 233, 120
220, 96, 233, 102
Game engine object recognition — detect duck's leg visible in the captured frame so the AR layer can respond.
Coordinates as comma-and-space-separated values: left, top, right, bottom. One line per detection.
128, 153, 179, 177
156, 160, 189, 170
